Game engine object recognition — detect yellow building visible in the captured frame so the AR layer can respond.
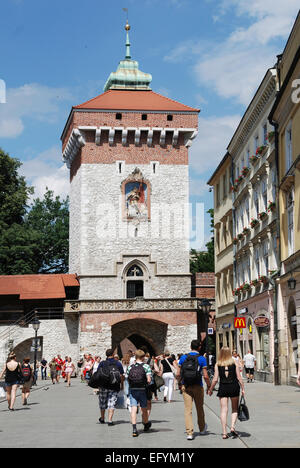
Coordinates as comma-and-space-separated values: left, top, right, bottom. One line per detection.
269, 12, 300, 385
207, 153, 235, 354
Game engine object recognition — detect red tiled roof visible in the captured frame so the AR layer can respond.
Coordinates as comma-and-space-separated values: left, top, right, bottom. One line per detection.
0, 274, 79, 300
73, 89, 199, 113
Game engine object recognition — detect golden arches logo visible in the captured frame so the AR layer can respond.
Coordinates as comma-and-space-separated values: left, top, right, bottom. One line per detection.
234, 317, 246, 329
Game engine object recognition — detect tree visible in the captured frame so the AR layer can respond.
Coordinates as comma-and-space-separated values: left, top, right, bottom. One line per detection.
25, 190, 69, 273
0, 148, 69, 275
190, 209, 215, 273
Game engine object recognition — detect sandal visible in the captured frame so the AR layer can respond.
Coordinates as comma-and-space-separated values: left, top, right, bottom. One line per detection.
222, 434, 229, 439
230, 430, 238, 438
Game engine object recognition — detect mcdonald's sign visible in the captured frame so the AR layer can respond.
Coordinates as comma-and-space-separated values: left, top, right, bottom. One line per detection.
234, 317, 246, 329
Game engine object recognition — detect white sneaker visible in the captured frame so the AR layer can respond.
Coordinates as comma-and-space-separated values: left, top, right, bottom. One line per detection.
199, 423, 208, 435
187, 435, 194, 440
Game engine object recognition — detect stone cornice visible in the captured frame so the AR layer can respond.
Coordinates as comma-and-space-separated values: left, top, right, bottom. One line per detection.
64, 297, 198, 314
228, 71, 277, 158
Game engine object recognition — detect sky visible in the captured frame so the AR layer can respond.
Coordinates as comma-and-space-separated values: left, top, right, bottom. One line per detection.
0, 0, 299, 249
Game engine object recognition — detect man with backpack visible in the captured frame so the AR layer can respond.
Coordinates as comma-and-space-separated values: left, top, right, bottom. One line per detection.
178, 339, 211, 440
97, 349, 124, 426
126, 349, 153, 437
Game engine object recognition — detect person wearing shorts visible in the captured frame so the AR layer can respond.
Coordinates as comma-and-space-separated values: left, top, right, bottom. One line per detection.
98, 349, 124, 426
243, 351, 256, 382
127, 349, 153, 437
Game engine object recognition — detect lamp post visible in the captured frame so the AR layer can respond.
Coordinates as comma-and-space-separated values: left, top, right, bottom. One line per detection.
198, 298, 211, 358
31, 312, 40, 386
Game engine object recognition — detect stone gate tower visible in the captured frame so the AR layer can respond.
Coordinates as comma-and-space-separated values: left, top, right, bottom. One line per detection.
62, 22, 200, 357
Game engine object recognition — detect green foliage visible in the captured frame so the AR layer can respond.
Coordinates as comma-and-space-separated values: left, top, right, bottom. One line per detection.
25, 190, 69, 273
0, 148, 69, 275
190, 209, 215, 273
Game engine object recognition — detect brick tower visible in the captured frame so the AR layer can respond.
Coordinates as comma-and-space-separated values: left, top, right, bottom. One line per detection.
62, 22, 200, 357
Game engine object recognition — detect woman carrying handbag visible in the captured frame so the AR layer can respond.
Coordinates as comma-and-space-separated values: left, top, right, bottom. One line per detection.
208, 347, 245, 439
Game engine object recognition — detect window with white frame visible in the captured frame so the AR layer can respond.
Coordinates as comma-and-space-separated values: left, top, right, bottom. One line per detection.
271, 165, 276, 201
287, 188, 294, 256
263, 239, 269, 276
245, 197, 250, 225
285, 121, 292, 172
253, 185, 259, 216
262, 177, 268, 211
247, 256, 251, 283
255, 245, 260, 276
246, 148, 250, 167
263, 123, 268, 145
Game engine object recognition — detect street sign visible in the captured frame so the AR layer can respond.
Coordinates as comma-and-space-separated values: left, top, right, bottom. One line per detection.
207, 328, 214, 335
234, 317, 246, 329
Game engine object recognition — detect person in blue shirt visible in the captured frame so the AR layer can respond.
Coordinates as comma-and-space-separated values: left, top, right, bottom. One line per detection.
177, 339, 211, 440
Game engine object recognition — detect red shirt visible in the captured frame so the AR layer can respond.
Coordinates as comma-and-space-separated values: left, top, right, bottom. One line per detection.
55, 358, 63, 371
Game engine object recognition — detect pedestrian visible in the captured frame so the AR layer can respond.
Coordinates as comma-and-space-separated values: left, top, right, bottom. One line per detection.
243, 350, 256, 383
161, 351, 178, 403
84, 354, 94, 383
0, 352, 22, 411
178, 339, 211, 440
63, 356, 69, 382
208, 347, 245, 439
127, 349, 153, 437
98, 349, 124, 426
297, 362, 300, 387
40, 358, 48, 380
21, 358, 34, 405
49, 358, 58, 384
129, 350, 136, 365
121, 353, 131, 404
64, 357, 75, 387
55, 355, 64, 383
232, 350, 243, 377
92, 356, 101, 395
77, 356, 84, 381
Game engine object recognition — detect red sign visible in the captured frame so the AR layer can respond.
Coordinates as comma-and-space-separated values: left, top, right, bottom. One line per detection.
254, 316, 270, 328
234, 317, 246, 329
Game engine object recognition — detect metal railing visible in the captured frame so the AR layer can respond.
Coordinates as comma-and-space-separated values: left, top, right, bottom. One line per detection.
0, 308, 64, 343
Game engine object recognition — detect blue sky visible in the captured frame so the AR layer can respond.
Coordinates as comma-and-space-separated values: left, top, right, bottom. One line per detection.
0, 0, 299, 249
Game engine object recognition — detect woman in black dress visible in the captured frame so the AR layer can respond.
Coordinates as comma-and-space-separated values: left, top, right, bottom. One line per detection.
208, 347, 245, 439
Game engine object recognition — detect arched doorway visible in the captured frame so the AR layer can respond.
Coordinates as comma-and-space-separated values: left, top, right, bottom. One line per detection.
112, 318, 168, 358
287, 297, 298, 377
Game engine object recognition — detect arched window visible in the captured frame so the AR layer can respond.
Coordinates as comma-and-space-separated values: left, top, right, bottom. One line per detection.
126, 264, 144, 298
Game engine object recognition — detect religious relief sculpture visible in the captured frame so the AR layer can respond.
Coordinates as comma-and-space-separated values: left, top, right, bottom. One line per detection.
122, 168, 150, 220
126, 182, 148, 218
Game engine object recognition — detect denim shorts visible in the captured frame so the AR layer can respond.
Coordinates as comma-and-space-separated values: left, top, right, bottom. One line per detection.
129, 389, 148, 409
5, 381, 19, 388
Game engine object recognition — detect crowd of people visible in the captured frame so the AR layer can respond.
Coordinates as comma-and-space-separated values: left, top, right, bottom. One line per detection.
1, 343, 300, 440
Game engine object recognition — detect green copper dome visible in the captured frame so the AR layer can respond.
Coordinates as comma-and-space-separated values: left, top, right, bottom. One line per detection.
104, 22, 152, 92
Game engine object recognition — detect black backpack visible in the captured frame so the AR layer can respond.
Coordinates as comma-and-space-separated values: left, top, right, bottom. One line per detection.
21, 364, 32, 382
181, 354, 201, 387
128, 363, 147, 388
97, 361, 121, 389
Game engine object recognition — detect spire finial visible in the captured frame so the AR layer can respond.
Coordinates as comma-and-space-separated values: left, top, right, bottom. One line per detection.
123, 8, 131, 59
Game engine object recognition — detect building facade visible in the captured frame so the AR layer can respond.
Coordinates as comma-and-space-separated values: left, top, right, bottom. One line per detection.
207, 154, 235, 355
269, 12, 300, 385
228, 69, 278, 383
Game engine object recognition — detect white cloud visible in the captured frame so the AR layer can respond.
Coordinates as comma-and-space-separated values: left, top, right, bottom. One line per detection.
164, 2, 299, 105
0, 83, 73, 138
190, 114, 241, 175
20, 146, 69, 201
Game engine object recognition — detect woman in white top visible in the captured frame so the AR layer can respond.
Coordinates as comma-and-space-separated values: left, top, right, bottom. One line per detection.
232, 350, 243, 377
